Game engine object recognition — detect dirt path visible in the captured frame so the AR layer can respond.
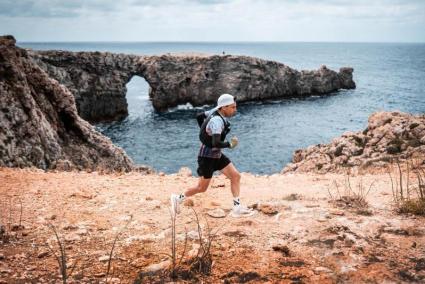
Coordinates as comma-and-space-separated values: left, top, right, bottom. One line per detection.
0, 167, 424, 283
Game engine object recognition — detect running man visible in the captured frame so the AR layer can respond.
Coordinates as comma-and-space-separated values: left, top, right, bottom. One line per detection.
171, 93, 255, 217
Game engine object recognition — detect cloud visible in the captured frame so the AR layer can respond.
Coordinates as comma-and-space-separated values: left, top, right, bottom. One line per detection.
0, 0, 120, 18
1, 0, 424, 41
2, 0, 424, 20
0, 0, 234, 18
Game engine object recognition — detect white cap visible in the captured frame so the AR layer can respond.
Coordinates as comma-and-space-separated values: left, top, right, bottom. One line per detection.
217, 93, 235, 108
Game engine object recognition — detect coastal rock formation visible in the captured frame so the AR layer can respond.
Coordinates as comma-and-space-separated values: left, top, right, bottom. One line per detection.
28, 50, 141, 122
0, 35, 134, 171
140, 55, 355, 111
282, 111, 425, 173
29, 50, 355, 122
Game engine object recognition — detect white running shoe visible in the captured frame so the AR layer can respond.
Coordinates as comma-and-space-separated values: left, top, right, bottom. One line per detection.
230, 205, 256, 218
170, 194, 180, 216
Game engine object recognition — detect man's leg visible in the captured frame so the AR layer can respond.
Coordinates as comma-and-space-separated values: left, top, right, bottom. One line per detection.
184, 177, 212, 197
171, 177, 211, 215
221, 163, 254, 217
220, 162, 241, 198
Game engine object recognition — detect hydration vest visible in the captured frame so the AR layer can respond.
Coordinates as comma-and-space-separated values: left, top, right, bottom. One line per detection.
199, 111, 231, 148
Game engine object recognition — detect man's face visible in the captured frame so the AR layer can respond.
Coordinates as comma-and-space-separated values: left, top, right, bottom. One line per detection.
221, 103, 237, 117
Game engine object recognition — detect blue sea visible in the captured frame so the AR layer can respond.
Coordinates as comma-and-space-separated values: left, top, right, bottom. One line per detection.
19, 42, 425, 174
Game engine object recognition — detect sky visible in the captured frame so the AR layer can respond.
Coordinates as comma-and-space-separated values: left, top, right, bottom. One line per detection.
1, 0, 424, 42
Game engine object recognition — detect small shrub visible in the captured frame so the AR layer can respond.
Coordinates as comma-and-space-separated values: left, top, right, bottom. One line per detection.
388, 158, 425, 216
167, 208, 219, 281
398, 199, 425, 216
47, 223, 76, 284
328, 174, 374, 215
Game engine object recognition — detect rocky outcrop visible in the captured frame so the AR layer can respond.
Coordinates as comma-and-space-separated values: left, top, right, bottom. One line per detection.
0, 35, 134, 171
28, 50, 141, 122
29, 50, 355, 122
140, 55, 355, 111
283, 111, 425, 174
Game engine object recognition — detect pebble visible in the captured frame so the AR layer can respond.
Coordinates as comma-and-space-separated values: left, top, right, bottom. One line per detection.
144, 260, 171, 273
62, 224, 79, 231
94, 272, 106, 277
314, 266, 333, 274
187, 230, 200, 240
207, 208, 226, 218
98, 255, 110, 262
330, 210, 345, 216
184, 199, 194, 207
258, 204, 279, 215
76, 228, 88, 236
37, 251, 49, 258
64, 234, 81, 242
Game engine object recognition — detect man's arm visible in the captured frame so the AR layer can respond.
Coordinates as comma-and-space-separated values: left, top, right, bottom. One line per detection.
211, 134, 230, 148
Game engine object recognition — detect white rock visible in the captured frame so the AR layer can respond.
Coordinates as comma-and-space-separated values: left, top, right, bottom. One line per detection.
76, 229, 88, 236
64, 233, 81, 242
177, 167, 192, 177
109, 277, 121, 283
187, 244, 200, 258
98, 255, 110, 262
207, 208, 226, 218
144, 260, 171, 273
314, 266, 333, 274
187, 230, 200, 240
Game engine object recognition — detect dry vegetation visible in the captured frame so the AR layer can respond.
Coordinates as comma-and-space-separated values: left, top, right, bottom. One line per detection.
388, 158, 425, 216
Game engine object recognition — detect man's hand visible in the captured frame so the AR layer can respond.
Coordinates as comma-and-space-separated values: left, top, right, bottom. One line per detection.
229, 136, 239, 149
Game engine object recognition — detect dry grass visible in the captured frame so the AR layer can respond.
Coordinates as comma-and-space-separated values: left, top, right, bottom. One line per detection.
137, 207, 221, 282
328, 174, 374, 215
388, 158, 425, 216
186, 207, 218, 276
47, 223, 78, 284
0, 191, 24, 244
105, 215, 133, 283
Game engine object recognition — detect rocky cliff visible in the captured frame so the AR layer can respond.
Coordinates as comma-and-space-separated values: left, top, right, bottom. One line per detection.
0, 35, 134, 171
283, 111, 425, 173
29, 50, 355, 122
28, 50, 141, 122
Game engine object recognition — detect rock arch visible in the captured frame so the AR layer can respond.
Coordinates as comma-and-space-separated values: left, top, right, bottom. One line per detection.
28, 50, 356, 123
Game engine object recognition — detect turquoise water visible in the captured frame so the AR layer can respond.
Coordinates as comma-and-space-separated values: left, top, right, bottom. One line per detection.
19, 42, 425, 174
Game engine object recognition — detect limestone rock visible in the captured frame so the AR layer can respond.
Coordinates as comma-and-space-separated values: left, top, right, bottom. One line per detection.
207, 208, 226, 218
178, 166, 192, 177
0, 35, 134, 172
258, 203, 279, 215
98, 255, 110, 262
144, 260, 171, 273
283, 111, 425, 174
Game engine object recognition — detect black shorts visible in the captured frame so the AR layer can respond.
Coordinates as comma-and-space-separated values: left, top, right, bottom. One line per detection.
197, 154, 231, 179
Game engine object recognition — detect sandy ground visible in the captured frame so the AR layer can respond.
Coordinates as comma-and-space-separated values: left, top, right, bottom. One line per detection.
0, 167, 424, 283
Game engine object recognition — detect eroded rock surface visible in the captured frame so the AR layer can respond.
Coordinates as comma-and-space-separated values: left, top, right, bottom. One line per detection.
283, 111, 425, 173
0, 35, 134, 171
29, 50, 355, 122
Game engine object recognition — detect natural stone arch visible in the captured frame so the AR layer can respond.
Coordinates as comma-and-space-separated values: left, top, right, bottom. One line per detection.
124, 74, 152, 116
29, 50, 355, 123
